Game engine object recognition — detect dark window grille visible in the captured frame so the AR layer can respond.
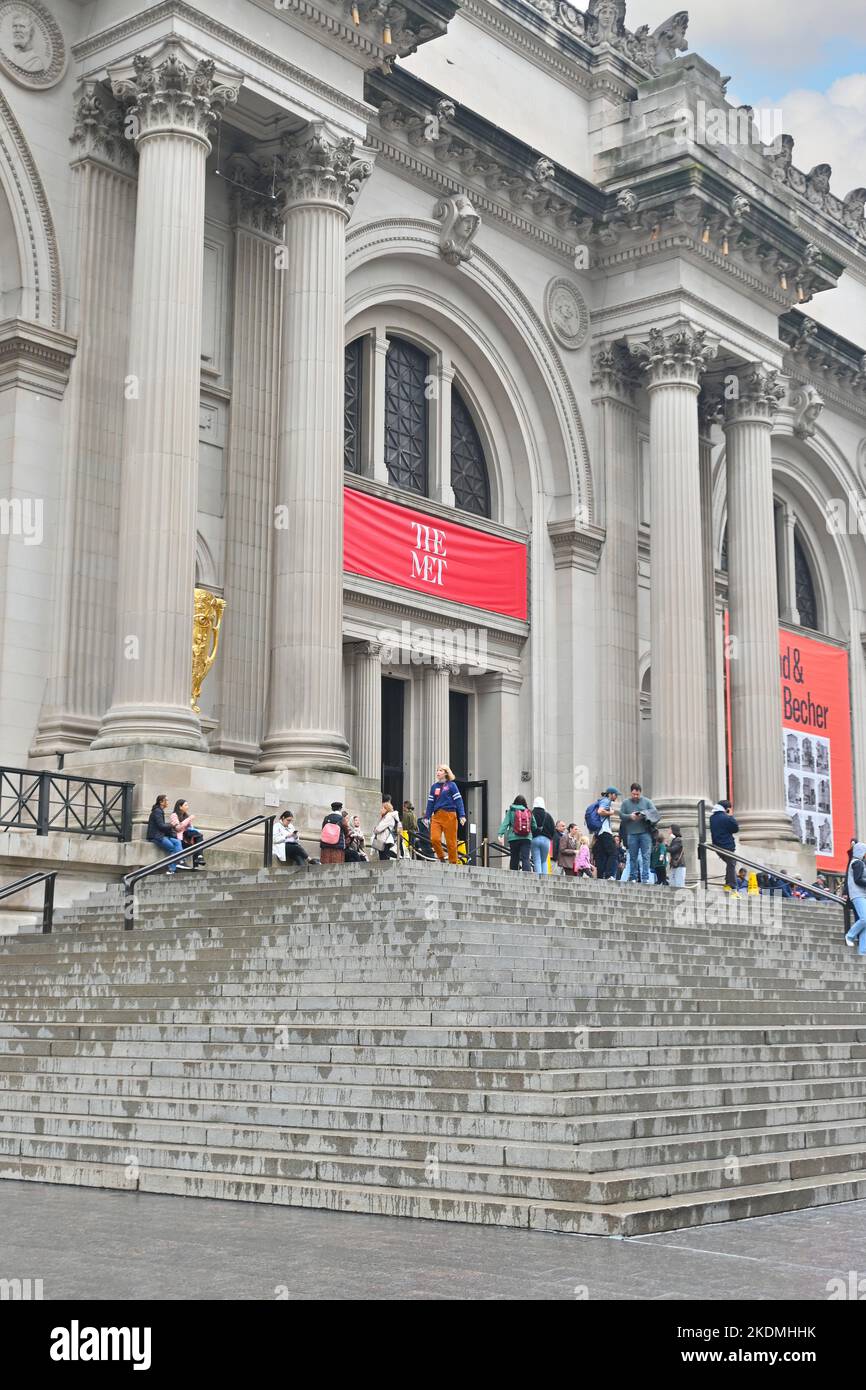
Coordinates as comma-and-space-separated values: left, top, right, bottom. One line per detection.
384, 336, 429, 495
450, 386, 491, 517
794, 531, 819, 630
344, 338, 363, 474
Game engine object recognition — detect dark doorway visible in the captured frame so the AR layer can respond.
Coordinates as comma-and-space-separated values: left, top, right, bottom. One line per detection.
455, 779, 488, 862
381, 677, 405, 809
449, 691, 469, 781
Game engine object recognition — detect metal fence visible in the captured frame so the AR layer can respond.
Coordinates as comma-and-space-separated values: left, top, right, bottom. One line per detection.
0, 766, 134, 841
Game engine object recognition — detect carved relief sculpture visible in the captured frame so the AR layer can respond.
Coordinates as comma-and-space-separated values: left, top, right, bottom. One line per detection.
191, 588, 226, 715
435, 193, 481, 266
0, 0, 66, 88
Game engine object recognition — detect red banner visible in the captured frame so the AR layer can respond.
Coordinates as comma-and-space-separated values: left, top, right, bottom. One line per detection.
724, 618, 854, 872
343, 486, 528, 620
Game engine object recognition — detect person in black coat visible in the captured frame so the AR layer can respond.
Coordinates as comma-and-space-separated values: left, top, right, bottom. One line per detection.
146, 795, 183, 873
709, 799, 739, 892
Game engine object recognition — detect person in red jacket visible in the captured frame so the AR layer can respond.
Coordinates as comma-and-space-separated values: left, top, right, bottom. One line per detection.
421, 764, 467, 865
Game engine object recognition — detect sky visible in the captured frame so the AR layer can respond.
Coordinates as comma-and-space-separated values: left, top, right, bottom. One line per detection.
638, 0, 866, 194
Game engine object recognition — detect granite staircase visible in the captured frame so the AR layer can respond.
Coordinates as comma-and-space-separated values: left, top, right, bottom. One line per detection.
0, 860, 863, 1236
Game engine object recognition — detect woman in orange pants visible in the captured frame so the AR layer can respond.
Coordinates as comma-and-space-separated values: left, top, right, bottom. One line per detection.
421, 764, 467, 865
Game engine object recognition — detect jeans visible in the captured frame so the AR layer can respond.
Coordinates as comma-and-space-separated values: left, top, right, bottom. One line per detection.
670, 865, 686, 888
509, 839, 532, 871
716, 851, 738, 890
846, 897, 866, 954
152, 834, 182, 871
627, 832, 652, 883
594, 832, 617, 880
530, 835, 551, 874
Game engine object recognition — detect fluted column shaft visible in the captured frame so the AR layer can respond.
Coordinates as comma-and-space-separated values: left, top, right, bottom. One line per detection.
258, 125, 371, 771
211, 221, 282, 764
421, 661, 451, 784
724, 367, 793, 841
591, 346, 640, 789
33, 135, 136, 752
633, 326, 715, 820
95, 45, 240, 750
352, 642, 382, 780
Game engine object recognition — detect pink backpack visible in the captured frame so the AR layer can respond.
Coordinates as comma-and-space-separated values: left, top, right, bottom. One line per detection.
321, 821, 341, 845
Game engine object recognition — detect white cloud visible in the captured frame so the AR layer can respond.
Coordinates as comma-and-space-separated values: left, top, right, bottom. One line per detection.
770, 77, 866, 196
638, 0, 866, 70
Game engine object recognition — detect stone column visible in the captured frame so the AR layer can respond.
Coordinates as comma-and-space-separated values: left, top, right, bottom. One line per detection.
420, 659, 451, 783
777, 502, 800, 626
257, 125, 371, 772
210, 163, 282, 766
429, 353, 455, 507
633, 326, 715, 830
93, 44, 241, 750
698, 392, 723, 792
352, 641, 382, 781
33, 85, 138, 754
591, 343, 641, 791
723, 365, 797, 849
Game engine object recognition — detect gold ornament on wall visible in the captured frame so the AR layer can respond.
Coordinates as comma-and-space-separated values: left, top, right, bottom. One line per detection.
191, 587, 225, 715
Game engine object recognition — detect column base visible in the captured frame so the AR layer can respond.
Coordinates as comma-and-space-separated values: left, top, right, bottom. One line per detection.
255, 729, 351, 775
30, 713, 100, 757
92, 703, 206, 753
735, 810, 816, 881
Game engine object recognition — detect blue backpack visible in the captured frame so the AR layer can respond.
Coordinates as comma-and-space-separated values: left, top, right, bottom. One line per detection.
585, 800, 604, 835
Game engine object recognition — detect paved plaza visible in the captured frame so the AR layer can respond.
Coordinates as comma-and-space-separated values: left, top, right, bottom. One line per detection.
2, 1181, 863, 1301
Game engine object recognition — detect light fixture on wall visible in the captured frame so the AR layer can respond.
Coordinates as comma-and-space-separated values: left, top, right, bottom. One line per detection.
701, 223, 711, 244
383, 19, 392, 42
351, 2, 360, 23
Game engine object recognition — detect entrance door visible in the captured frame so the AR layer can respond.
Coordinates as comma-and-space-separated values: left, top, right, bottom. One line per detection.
455, 779, 488, 863
381, 677, 405, 809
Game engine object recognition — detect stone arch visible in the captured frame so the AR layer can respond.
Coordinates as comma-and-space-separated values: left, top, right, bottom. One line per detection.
345, 216, 594, 524
0, 88, 62, 327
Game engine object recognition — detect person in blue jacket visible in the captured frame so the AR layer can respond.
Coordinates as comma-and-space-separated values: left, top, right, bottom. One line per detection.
421, 764, 467, 865
709, 798, 739, 892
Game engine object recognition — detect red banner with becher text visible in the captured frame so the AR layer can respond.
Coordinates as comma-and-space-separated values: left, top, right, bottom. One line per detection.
343, 486, 528, 620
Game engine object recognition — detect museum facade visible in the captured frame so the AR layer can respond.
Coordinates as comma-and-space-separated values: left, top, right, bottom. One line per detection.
2, 0, 866, 872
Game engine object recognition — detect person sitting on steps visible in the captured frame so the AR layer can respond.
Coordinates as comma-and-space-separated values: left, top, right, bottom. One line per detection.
170, 799, 205, 868
274, 810, 311, 868
146, 794, 183, 874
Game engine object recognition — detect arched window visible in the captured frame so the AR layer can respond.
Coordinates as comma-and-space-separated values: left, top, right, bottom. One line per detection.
384, 336, 429, 495
344, 338, 363, 474
794, 530, 819, 630
450, 385, 491, 517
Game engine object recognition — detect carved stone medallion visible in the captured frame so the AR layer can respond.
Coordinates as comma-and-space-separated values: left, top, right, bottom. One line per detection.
544, 277, 589, 351
0, 0, 66, 89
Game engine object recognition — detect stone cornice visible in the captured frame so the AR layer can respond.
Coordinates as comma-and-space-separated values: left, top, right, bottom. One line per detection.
71, 1, 373, 128
0, 319, 77, 397
365, 65, 604, 262
73, 0, 456, 81
591, 288, 784, 363
577, 176, 842, 308
779, 311, 866, 423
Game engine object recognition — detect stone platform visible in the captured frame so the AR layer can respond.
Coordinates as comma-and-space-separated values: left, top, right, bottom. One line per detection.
0, 861, 863, 1236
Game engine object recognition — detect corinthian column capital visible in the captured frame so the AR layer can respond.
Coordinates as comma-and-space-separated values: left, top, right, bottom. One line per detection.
590, 341, 641, 403
109, 40, 242, 148
277, 123, 372, 219
724, 365, 786, 426
631, 324, 717, 390
70, 81, 137, 173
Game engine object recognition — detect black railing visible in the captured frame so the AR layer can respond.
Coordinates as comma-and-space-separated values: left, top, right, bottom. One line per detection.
0, 871, 57, 934
121, 815, 275, 929
0, 766, 133, 841
697, 799, 847, 931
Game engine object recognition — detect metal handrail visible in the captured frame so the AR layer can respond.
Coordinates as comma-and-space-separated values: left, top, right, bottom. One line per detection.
121, 815, 275, 929
0, 765, 134, 841
697, 799, 847, 930
0, 871, 57, 933
480, 837, 510, 867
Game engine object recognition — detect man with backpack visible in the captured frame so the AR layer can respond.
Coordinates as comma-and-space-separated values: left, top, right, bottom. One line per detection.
586, 787, 619, 880
498, 794, 534, 871
845, 842, 866, 956
709, 798, 739, 892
